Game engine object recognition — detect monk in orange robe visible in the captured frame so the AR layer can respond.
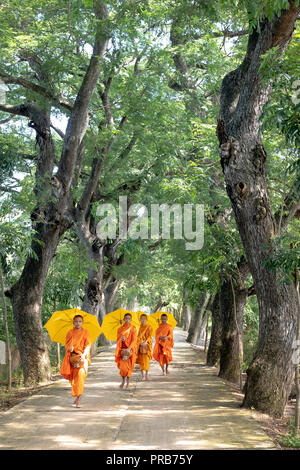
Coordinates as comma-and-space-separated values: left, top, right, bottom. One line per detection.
136, 314, 153, 381
115, 313, 137, 389
153, 313, 174, 375
60, 315, 91, 408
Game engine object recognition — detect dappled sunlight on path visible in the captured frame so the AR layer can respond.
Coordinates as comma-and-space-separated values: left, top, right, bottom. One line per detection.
0, 328, 275, 450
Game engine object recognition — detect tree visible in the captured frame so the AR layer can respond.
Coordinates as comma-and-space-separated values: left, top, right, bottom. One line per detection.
216, 0, 300, 416
1, 0, 110, 385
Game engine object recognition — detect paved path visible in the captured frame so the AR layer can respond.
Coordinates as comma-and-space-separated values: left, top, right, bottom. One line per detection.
0, 329, 275, 450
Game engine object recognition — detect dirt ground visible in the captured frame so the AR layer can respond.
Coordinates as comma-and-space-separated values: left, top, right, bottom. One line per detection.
0, 330, 296, 450
190, 344, 297, 450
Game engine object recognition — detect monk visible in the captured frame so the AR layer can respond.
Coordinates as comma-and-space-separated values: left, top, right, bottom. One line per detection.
60, 314, 91, 408
136, 314, 153, 381
115, 313, 137, 389
153, 313, 174, 375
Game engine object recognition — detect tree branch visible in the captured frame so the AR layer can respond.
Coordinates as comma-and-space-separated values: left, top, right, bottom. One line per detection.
50, 123, 65, 139
0, 71, 73, 112
219, 1, 300, 138
99, 77, 114, 126
55, 0, 110, 192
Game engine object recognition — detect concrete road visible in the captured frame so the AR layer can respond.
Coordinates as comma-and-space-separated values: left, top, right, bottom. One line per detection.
0, 329, 275, 450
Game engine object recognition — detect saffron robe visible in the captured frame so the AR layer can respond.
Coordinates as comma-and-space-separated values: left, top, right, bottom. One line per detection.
136, 323, 153, 371
153, 323, 174, 367
115, 323, 137, 378
60, 327, 91, 397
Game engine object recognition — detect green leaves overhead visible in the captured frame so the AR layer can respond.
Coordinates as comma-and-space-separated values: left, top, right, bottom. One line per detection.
0, 0, 299, 318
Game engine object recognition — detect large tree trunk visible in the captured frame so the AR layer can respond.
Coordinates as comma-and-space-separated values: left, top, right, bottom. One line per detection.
217, 2, 300, 416
10, 234, 61, 385
206, 292, 222, 366
218, 276, 247, 385
8, 109, 58, 385
218, 261, 249, 384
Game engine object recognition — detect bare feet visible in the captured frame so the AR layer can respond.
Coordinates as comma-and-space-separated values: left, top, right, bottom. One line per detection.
75, 396, 82, 408
120, 378, 126, 389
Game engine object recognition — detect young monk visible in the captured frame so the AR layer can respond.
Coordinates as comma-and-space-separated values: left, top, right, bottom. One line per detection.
60, 315, 91, 408
115, 313, 137, 389
153, 313, 174, 376
136, 314, 153, 381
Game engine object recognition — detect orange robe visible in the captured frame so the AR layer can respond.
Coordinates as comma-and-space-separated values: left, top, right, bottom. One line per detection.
136, 324, 153, 371
60, 328, 91, 397
153, 323, 174, 367
115, 323, 137, 378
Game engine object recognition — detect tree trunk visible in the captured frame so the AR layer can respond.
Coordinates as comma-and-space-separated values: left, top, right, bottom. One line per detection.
193, 293, 211, 345
9, 233, 58, 385
204, 313, 209, 353
218, 276, 247, 385
206, 292, 222, 366
0, 267, 12, 390
105, 277, 122, 314
182, 304, 192, 331
217, 2, 300, 416
81, 245, 123, 348
5, 6, 110, 385
187, 293, 210, 344
153, 298, 169, 313
82, 257, 108, 349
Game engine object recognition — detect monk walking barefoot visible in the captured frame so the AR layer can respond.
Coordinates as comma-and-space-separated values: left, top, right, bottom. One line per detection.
115, 313, 137, 390
153, 314, 174, 376
136, 314, 153, 382
60, 315, 91, 408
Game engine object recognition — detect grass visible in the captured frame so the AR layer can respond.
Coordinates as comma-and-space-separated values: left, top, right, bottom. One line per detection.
278, 422, 300, 448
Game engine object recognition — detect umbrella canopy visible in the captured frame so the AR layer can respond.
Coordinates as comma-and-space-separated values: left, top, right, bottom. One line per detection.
101, 308, 139, 341
44, 308, 102, 346
135, 310, 157, 335
150, 311, 177, 330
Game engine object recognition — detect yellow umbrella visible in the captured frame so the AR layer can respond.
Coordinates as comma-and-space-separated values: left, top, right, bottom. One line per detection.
101, 308, 139, 341
44, 307, 102, 346
150, 311, 177, 330
136, 310, 157, 336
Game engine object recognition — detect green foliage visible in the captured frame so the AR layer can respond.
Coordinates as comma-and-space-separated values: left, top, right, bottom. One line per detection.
263, 233, 300, 284
0, 0, 299, 364
243, 296, 259, 366
279, 421, 300, 447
